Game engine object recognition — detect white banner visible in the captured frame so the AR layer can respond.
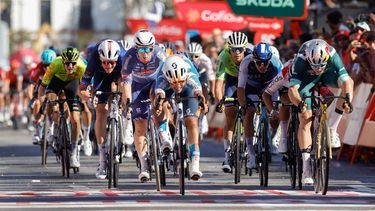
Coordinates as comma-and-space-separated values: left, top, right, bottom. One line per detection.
343, 83, 372, 146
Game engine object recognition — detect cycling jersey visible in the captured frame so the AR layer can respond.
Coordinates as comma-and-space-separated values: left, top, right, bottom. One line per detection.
30, 62, 46, 84
155, 56, 202, 96
155, 55, 202, 118
196, 53, 215, 81
290, 39, 350, 110
41, 57, 86, 87
81, 41, 127, 104
238, 54, 283, 93
265, 59, 293, 95
290, 39, 349, 89
215, 47, 252, 80
121, 45, 166, 84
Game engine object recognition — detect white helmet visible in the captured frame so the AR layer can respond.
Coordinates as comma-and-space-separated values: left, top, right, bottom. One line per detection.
119, 39, 132, 51
162, 56, 189, 83
98, 39, 121, 61
227, 31, 248, 48
187, 42, 203, 54
134, 29, 155, 47
270, 46, 280, 59
305, 39, 330, 67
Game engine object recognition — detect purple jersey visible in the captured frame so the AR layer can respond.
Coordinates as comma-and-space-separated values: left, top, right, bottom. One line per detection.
121, 45, 166, 84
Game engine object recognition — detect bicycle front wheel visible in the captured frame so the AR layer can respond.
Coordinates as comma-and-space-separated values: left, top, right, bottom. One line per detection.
61, 120, 70, 178
233, 116, 241, 184
287, 122, 296, 189
320, 121, 330, 195
108, 119, 116, 189
150, 120, 161, 191
260, 119, 269, 187
41, 117, 49, 166
178, 122, 185, 195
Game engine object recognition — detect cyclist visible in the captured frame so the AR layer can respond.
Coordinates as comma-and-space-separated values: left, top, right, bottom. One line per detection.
288, 39, 354, 185
80, 39, 125, 179
238, 42, 283, 169
38, 47, 86, 168
215, 31, 252, 172
262, 58, 294, 154
155, 55, 207, 180
29, 49, 57, 144
121, 29, 166, 182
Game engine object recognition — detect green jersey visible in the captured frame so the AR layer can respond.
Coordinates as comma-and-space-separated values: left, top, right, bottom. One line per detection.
215, 48, 239, 80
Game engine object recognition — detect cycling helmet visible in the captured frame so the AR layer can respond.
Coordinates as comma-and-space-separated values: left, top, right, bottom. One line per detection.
134, 29, 155, 47
119, 39, 132, 51
61, 47, 80, 61
162, 56, 189, 83
41, 49, 57, 65
22, 56, 33, 65
269, 46, 280, 59
174, 50, 191, 60
253, 42, 273, 61
305, 39, 329, 68
187, 42, 203, 54
98, 39, 121, 61
227, 31, 248, 48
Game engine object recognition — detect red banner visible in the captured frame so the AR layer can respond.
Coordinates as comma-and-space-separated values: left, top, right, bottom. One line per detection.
174, 1, 284, 33
127, 19, 187, 41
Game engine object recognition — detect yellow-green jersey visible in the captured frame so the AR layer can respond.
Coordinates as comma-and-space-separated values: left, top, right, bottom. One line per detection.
41, 57, 86, 87
215, 48, 252, 80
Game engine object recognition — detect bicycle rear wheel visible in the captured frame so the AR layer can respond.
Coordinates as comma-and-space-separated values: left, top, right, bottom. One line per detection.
150, 120, 161, 191
108, 119, 116, 189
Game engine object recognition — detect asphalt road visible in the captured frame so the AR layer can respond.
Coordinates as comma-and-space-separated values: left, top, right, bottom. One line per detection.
0, 127, 374, 210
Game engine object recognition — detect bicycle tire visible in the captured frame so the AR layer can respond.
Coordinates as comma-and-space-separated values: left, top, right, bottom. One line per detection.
150, 120, 161, 191
108, 119, 116, 189
261, 119, 269, 187
61, 120, 70, 178
178, 122, 185, 195
320, 121, 330, 195
41, 117, 48, 166
234, 116, 241, 184
313, 119, 320, 194
287, 122, 296, 189
160, 157, 166, 186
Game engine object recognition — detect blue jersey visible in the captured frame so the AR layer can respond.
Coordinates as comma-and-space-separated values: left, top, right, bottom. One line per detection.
155, 55, 202, 95
121, 45, 166, 84
81, 40, 127, 87
238, 54, 283, 93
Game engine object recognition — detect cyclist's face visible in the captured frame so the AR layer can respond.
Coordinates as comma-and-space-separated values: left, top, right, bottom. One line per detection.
101, 60, 117, 73
136, 46, 153, 64
63, 61, 77, 73
190, 54, 201, 65
255, 60, 270, 73
171, 80, 186, 93
229, 48, 245, 64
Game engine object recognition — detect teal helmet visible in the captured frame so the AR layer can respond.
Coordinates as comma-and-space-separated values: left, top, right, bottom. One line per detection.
41, 49, 57, 65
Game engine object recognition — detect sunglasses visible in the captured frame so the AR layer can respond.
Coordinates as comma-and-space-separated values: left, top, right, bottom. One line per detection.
310, 63, 327, 69
64, 61, 77, 66
101, 60, 117, 66
255, 59, 270, 66
137, 47, 153, 53
171, 80, 186, 85
190, 54, 200, 59
229, 47, 245, 54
